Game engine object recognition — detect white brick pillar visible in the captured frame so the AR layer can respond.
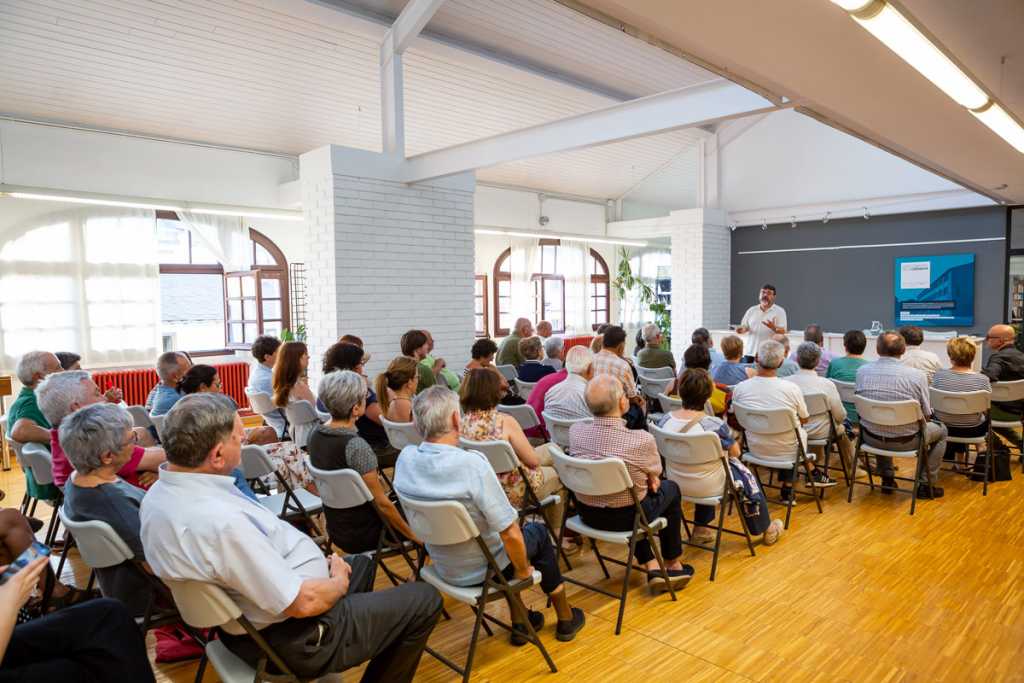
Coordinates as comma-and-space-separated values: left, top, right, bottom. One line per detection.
669, 208, 731, 360
300, 145, 476, 379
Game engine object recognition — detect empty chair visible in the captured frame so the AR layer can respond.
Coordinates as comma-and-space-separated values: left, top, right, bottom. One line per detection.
125, 405, 152, 431
803, 392, 850, 489
282, 399, 322, 449
495, 364, 518, 383
929, 387, 992, 494
21, 443, 63, 544
831, 379, 858, 424
496, 403, 541, 432
541, 412, 592, 452
380, 416, 423, 451
514, 378, 538, 402
239, 444, 325, 547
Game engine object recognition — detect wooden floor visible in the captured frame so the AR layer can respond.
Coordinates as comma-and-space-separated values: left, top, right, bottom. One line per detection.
6, 453, 1024, 683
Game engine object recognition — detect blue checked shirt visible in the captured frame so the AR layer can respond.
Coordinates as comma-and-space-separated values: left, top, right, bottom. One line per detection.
854, 358, 930, 437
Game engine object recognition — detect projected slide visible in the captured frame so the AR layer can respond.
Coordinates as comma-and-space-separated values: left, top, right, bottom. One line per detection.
894, 253, 975, 327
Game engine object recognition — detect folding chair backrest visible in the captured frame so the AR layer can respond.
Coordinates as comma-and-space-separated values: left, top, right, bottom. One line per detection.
380, 417, 423, 450
541, 412, 592, 450
650, 425, 727, 495
991, 379, 1024, 403
831, 379, 856, 404
57, 506, 134, 568
853, 397, 923, 426
126, 405, 153, 430
458, 438, 518, 475
657, 392, 682, 413
398, 496, 480, 546
239, 444, 275, 480
514, 379, 538, 401
928, 388, 991, 416
21, 443, 54, 486
149, 413, 165, 441
640, 376, 674, 400
495, 364, 518, 382
245, 389, 277, 416
497, 403, 540, 430
283, 400, 321, 448
304, 459, 374, 509
803, 392, 831, 420
732, 403, 799, 436
164, 579, 242, 629
549, 444, 633, 498
636, 366, 675, 381
704, 400, 715, 416
7, 437, 25, 465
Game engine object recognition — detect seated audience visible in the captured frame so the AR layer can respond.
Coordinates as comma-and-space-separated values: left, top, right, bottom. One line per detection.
517, 336, 557, 382
421, 330, 460, 391
691, 327, 725, 370
322, 342, 395, 464
60, 403, 152, 616
542, 336, 564, 371
55, 351, 81, 371
787, 324, 833, 376
246, 335, 286, 437
593, 326, 645, 430
826, 330, 869, 422
933, 337, 991, 473
308, 371, 418, 553
657, 369, 783, 546
180, 364, 277, 445
713, 335, 751, 386
140, 393, 442, 681
569, 376, 694, 588
784, 342, 853, 475
544, 346, 594, 421
0, 508, 87, 615
37, 370, 165, 489
900, 325, 941, 383
634, 327, 646, 353
526, 359, 568, 436
401, 330, 438, 393
497, 318, 534, 367
272, 341, 316, 408
590, 323, 611, 354
394, 386, 585, 642
460, 370, 565, 533
772, 334, 800, 378
536, 320, 553, 340
7, 351, 61, 445
376, 356, 420, 423
855, 331, 947, 498
981, 324, 1024, 455
731, 340, 833, 500
637, 323, 676, 371
466, 338, 524, 405
678, 345, 728, 416
147, 351, 191, 416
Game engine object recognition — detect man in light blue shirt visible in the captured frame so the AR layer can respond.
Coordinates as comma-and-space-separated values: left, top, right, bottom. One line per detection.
247, 335, 286, 437
146, 351, 190, 416
773, 334, 800, 378
394, 386, 585, 643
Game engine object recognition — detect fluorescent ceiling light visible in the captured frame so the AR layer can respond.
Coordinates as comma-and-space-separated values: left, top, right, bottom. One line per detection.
2, 190, 303, 221
971, 103, 1024, 154
189, 208, 304, 222
475, 228, 647, 247
6, 192, 180, 212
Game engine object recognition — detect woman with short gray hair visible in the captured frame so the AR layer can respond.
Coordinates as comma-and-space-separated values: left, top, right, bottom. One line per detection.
307, 371, 419, 552
60, 403, 152, 617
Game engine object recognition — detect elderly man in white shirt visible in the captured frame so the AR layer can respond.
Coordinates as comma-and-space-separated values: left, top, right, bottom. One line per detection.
784, 342, 855, 472
140, 393, 442, 682
544, 346, 595, 421
735, 284, 787, 362
899, 325, 942, 383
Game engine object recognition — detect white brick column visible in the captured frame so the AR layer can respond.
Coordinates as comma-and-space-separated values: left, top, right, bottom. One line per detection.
669, 208, 731, 359
300, 146, 476, 380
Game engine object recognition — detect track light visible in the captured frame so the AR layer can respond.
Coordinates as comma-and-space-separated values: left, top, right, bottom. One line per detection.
823, 211, 831, 224
863, 206, 871, 220
761, 218, 768, 231
790, 216, 797, 227
729, 222, 737, 231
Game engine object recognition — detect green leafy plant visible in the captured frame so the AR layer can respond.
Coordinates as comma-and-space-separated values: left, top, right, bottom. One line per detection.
612, 246, 670, 347
280, 324, 307, 343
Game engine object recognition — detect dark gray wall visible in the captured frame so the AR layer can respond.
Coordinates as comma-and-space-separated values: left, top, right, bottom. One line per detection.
730, 206, 1006, 336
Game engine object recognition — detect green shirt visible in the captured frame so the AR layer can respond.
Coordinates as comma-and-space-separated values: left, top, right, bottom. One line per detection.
637, 346, 676, 371
496, 334, 524, 367
415, 363, 435, 394
421, 356, 461, 391
8, 386, 50, 432
825, 356, 867, 422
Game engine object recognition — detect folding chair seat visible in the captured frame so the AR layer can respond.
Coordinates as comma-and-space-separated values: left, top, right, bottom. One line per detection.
930, 387, 993, 493
540, 412, 591, 453
240, 445, 325, 547
514, 379, 538, 402
380, 416, 422, 451
282, 400, 323, 449
802, 392, 851, 491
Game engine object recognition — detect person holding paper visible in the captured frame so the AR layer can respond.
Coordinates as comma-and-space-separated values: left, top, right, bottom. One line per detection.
735, 284, 788, 363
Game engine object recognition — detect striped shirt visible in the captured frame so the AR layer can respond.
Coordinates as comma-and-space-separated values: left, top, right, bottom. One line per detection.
592, 349, 639, 399
855, 358, 930, 437
568, 416, 661, 508
931, 369, 990, 427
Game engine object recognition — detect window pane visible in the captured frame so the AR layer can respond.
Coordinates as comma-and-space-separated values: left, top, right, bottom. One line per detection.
261, 277, 280, 298
156, 219, 189, 263
241, 275, 256, 297
498, 280, 510, 297
244, 323, 258, 342
228, 299, 242, 321
474, 278, 483, 295
263, 299, 282, 319
1, 222, 73, 263
229, 323, 244, 344
85, 216, 156, 264
499, 312, 511, 331
243, 299, 257, 320
190, 236, 220, 265
227, 277, 241, 298
264, 320, 282, 337
254, 243, 276, 266
159, 273, 225, 350
474, 299, 484, 315
593, 296, 607, 311
544, 278, 564, 331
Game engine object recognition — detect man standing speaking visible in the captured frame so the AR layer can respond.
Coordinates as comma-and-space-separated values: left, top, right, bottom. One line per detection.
735, 284, 787, 363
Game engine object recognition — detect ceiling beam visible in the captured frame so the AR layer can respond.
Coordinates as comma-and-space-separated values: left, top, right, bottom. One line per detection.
401, 81, 783, 183
381, 0, 447, 57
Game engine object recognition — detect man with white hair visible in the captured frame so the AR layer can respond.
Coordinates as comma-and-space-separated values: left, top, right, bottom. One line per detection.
37, 370, 166, 489
146, 351, 191, 417
7, 350, 62, 445
637, 323, 675, 372
394, 386, 586, 643
542, 336, 564, 372
497, 318, 534, 367
784, 342, 853, 477
544, 346, 595, 421
730, 339, 834, 501
772, 334, 800, 378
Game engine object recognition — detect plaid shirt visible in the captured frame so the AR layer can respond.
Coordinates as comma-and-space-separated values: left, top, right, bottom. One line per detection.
568, 416, 661, 508
855, 358, 930, 437
592, 349, 638, 399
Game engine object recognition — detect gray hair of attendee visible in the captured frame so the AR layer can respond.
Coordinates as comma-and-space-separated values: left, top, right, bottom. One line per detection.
318, 370, 366, 420
795, 342, 822, 371
804, 324, 824, 345
756, 339, 786, 370
877, 331, 907, 358
584, 374, 624, 417
641, 323, 661, 344
771, 333, 790, 353
15, 351, 55, 386
412, 385, 460, 440
58, 403, 132, 474
36, 370, 92, 426
691, 327, 712, 347
156, 351, 186, 382
162, 393, 237, 468
564, 345, 594, 376
543, 336, 563, 360
514, 318, 531, 336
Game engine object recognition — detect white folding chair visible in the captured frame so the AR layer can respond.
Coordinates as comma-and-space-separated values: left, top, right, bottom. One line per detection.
495, 364, 518, 383
803, 392, 850, 490
125, 405, 153, 431
990, 379, 1024, 472
655, 392, 681, 414
149, 413, 165, 442
21, 443, 64, 545
514, 378, 538, 402
540, 412, 592, 452
245, 388, 286, 439
929, 387, 993, 494
549, 445, 679, 635
380, 416, 423, 451
397, 497, 556, 682
732, 403, 823, 529
240, 445, 325, 547
831, 379, 857, 424
283, 400, 323, 449
0, 414, 9, 471
849, 397, 932, 515
497, 403, 541, 431
640, 376, 674, 403
636, 366, 675, 382
651, 425, 754, 580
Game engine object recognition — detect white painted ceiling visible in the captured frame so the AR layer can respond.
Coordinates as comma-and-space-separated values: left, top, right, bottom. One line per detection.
0, 0, 716, 204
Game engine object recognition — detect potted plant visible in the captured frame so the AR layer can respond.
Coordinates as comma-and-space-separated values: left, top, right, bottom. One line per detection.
612, 247, 670, 348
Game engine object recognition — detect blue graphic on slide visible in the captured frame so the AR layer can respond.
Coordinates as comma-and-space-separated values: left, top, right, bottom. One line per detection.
894, 254, 975, 327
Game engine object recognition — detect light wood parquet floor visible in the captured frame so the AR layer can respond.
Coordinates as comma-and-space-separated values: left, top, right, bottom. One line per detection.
4, 449, 1024, 683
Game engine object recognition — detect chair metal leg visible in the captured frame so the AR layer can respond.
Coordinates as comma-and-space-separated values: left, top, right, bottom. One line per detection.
513, 593, 557, 674
193, 653, 208, 683
847, 448, 859, 503
614, 534, 638, 635
462, 599, 487, 683
709, 498, 727, 581
646, 526, 677, 605
732, 490, 756, 557
54, 532, 74, 580
801, 459, 824, 514
909, 454, 925, 516
591, 539, 611, 580
983, 431, 992, 496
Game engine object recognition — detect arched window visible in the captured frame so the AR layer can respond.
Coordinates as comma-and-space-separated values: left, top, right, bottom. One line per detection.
493, 242, 610, 336
157, 212, 290, 353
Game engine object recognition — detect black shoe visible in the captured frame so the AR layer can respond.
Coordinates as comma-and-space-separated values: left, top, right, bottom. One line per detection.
555, 607, 586, 642
805, 468, 837, 488
27, 517, 44, 533
510, 609, 545, 646
880, 477, 898, 495
647, 565, 695, 592
916, 484, 944, 499
780, 486, 796, 503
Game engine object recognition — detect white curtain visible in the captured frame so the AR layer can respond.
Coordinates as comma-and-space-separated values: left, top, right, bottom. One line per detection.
509, 237, 540, 322
561, 239, 592, 334
178, 211, 248, 271
0, 206, 160, 368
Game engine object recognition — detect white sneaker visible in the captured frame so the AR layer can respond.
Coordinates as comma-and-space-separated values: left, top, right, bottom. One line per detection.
763, 519, 785, 546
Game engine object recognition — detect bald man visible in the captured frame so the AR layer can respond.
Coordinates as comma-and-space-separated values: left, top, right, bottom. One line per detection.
982, 324, 1024, 450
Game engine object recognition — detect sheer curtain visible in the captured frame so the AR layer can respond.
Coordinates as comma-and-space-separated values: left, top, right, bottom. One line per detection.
0, 206, 160, 369
178, 211, 248, 271
561, 239, 592, 334
509, 237, 540, 321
